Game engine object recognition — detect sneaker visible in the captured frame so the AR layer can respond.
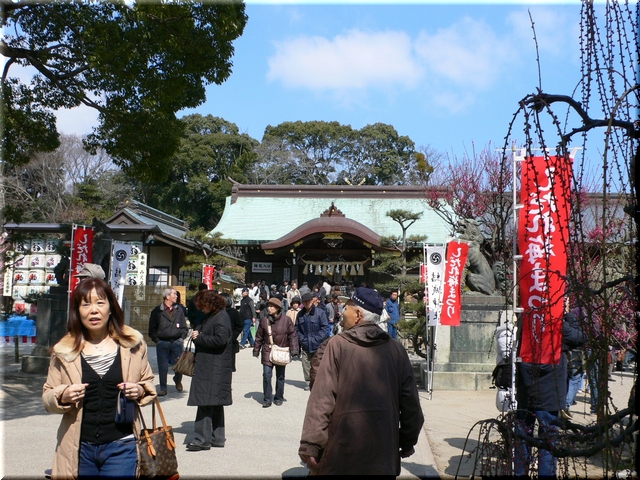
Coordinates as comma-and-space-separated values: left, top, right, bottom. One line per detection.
262, 401, 272, 408
157, 390, 167, 396
274, 400, 283, 406
304, 385, 310, 391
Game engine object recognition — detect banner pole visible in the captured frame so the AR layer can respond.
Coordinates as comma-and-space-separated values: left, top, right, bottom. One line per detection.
429, 324, 437, 400
67, 224, 77, 325
422, 245, 432, 397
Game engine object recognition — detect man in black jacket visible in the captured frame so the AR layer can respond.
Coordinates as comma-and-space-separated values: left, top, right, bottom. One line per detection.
238, 288, 257, 348
149, 288, 189, 396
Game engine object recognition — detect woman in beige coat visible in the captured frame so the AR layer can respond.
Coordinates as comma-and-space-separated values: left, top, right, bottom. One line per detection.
43, 277, 156, 479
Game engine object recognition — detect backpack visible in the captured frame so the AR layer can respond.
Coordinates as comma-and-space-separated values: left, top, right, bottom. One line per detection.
492, 360, 513, 389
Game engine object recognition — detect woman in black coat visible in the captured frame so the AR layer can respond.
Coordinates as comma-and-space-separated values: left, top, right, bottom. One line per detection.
186, 290, 233, 451
253, 297, 299, 408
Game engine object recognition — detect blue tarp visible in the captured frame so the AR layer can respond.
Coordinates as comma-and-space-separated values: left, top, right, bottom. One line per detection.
0, 316, 36, 337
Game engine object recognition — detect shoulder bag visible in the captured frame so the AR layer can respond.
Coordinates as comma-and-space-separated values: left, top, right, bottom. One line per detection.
137, 398, 179, 479
268, 323, 291, 366
172, 337, 195, 377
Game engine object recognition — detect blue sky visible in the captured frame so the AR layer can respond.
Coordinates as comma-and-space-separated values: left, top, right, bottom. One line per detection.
56, 1, 591, 159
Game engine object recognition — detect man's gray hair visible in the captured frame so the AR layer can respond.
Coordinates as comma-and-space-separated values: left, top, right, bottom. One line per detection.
353, 305, 380, 324
162, 287, 175, 299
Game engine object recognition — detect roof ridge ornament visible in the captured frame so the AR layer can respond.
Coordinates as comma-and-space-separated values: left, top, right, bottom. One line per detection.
320, 202, 345, 218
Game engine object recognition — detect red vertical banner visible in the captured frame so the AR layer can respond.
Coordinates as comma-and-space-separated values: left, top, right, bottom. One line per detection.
70, 226, 94, 294
202, 265, 215, 290
518, 155, 572, 365
420, 263, 427, 283
440, 240, 469, 326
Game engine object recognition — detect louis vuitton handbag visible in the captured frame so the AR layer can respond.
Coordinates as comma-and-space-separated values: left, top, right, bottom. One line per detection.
172, 337, 195, 377
268, 324, 291, 366
137, 398, 179, 479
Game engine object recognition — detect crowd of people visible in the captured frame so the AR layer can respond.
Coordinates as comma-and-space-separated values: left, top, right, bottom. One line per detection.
43, 267, 422, 478
41, 264, 634, 478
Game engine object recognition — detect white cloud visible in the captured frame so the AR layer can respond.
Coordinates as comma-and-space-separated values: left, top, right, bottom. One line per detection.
266, 18, 525, 114
414, 17, 518, 90
55, 105, 99, 136
507, 7, 577, 59
267, 29, 424, 91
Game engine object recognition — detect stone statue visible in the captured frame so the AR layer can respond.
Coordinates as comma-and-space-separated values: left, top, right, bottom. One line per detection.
492, 261, 508, 297
455, 218, 496, 295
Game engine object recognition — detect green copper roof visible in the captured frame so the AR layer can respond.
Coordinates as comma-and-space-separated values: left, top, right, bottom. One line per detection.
211, 184, 453, 245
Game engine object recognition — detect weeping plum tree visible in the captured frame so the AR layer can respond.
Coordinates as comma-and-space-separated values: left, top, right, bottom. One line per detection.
462, 3, 638, 477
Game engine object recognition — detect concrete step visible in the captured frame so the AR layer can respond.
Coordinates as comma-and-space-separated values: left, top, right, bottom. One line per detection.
433, 362, 495, 373
421, 367, 495, 391
449, 352, 497, 363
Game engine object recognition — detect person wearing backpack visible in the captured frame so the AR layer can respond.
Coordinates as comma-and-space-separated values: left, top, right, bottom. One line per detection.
561, 304, 586, 419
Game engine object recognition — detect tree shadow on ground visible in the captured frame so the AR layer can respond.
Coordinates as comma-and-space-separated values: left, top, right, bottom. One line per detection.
1, 370, 50, 421
443, 436, 481, 477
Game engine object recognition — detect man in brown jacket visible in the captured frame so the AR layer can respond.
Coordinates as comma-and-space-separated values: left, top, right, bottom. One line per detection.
298, 287, 424, 476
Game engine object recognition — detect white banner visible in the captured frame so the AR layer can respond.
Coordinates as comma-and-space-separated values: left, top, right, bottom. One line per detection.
426, 246, 445, 326
110, 242, 131, 305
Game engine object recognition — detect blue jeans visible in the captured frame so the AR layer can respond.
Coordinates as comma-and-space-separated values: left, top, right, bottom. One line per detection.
156, 338, 184, 391
240, 319, 254, 347
263, 364, 286, 403
514, 409, 558, 477
79, 436, 137, 478
388, 322, 398, 339
586, 349, 600, 413
566, 371, 582, 408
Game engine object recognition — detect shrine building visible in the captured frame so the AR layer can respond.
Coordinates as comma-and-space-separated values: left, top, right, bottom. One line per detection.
210, 182, 452, 288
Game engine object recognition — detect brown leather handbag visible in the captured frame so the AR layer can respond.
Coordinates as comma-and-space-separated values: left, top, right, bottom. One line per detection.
137, 398, 179, 479
172, 338, 195, 377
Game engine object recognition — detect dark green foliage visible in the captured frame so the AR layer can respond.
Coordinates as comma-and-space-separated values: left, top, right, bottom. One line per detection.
398, 300, 428, 360
257, 120, 421, 185
182, 230, 245, 292
1, 1, 248, 181
134, 114, 258, 230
